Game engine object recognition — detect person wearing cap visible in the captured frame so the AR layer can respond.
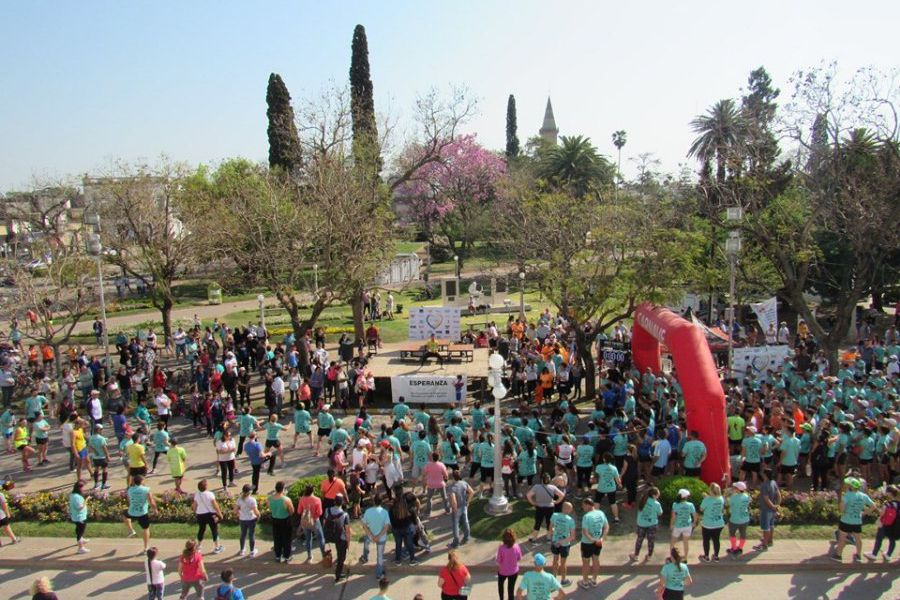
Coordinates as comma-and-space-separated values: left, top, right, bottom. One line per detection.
726, 481, 750, 556
578, 497, 608, 590
87, 423, 111, 490
740, 426, 765, 486
669, 489, 697, 560
832, 477, 877, 562
516, 552, 564, 600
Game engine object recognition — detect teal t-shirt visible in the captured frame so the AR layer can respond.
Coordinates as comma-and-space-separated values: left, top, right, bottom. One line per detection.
362, 505, 391, 542
152, 429, 170, 452
69, 492, 88, 522
293, 409, 311, 433
470, 408, 485, 431
480, 443, 495, 467
575, 444, 595, 468
238, 413, 256, 436
700, 495, 725, 528
329, 427, 350, 449
728, 493, 751, 524
742, 436, 763, 463
440, 440, 459, 465
636, 498, 663, 527
33, 418, 50, 440
135, 405, 152, 425
580, 509, 608, 544
779, 436, 800, 466
550, 512, 576, 545
682, 440, 706, 469
317, 412, 335, 429
88, 433, 108, 460
660, 562, 691, 591
672, 501, 696, 528
517, 450, 538, 476
518, 570, 562, 600
127, 485, 150, 517
393, 403, 410, 422
613, 433, 629, 456
265, 421, 285, 441
411, 439, 431, 467
840, 490, 874, 526
595, 463, 619, 493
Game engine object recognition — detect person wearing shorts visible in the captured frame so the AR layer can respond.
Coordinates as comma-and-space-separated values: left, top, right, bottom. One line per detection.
669, 489, 697, 558
549, 501, 576, 586
123, 475, 157, 552
578, 497, 608, 590
726, 481, 751, 556
314, 404, 334, 457
754, 468, 780, 551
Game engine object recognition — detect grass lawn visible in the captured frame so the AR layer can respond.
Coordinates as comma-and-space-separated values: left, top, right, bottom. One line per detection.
11, 520, 273, 541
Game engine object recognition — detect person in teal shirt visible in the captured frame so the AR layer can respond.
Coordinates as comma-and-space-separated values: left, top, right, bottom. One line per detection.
149, 423, 169, 474
368, 575, 393, 600
410, 431, 432, 484
740, 427, 765, 485
832, 477, 876, 562
392, 398, 410, 422
575, 438, 596, 493
517, 441, 538, 486
681, 431, 707, 477
612, 430, 629, 462
726, 481, 751, 555
631, 486, 663, 561
579, 498, 608, 588
236, 406, 260, 456
292, 404, 312, 450
315, 407, 336, 456
518, 552, 564, 600
778, 429, 801, 487
69, 479, 90, 554
593, 453, 621, 523
657, 549, 692, 598
134, 400, 152, 430
123, 475, 157, 552
669, 489, 697, 558
469, 403, 485, 432
699, 483, 725, 561
549, 502, 577, 586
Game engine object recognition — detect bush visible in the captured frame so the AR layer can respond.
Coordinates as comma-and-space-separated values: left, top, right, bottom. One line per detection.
655, 475, 709, 513
286, 474, 326, 505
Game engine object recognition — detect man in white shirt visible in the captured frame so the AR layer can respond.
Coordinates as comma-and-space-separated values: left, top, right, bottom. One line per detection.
173, 327, 187, 360
154, 389, 171, 425
777, 322, 790, 345
272, 374, 285, 416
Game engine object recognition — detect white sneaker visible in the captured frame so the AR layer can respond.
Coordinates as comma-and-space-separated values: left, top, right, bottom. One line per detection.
250, 549, 258, 558
213, 545, 224, 554
239, 549, 246, 557
78, 547, 90, 554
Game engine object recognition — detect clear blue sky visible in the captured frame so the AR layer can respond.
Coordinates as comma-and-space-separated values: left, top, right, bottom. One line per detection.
1, 0, 897, 190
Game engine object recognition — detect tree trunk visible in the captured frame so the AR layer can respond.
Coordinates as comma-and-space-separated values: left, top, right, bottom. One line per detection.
351, 288, 365, 342
573, 326, 596, 399
159, 297, 174, 349
278, 292, 327, 376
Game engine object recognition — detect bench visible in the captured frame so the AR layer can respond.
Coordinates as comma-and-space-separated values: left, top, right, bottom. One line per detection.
448, 344, 475, 363
399, 340, 452, 362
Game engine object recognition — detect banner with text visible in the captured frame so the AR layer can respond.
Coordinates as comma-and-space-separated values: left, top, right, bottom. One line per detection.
731, 345, 792, 375
408, 306, 461, 341
391, 375, 466, 404
750, 297, 778, 335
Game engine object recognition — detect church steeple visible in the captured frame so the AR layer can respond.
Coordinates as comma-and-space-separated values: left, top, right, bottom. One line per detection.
539, 97, 559, 145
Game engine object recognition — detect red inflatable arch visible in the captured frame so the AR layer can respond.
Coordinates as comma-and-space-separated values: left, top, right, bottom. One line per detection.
631, 302, 730, 485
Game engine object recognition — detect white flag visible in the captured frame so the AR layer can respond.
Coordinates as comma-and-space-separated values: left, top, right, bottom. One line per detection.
750, 297, 778, 337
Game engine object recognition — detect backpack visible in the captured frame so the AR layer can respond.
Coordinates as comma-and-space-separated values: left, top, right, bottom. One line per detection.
323, 509, 344, 543
881, 502, 898, 527
300, 505, 315, 530
214, 584, 234, 600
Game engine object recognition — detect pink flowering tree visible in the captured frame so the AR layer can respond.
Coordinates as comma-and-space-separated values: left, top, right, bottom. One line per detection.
397, 134, 506, 268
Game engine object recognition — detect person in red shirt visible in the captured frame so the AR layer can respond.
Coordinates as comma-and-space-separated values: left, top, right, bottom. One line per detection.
438, 549, 471, 598
320, 469, 347, 510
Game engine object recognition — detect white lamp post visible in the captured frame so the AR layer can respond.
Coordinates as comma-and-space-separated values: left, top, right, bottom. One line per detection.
256, 294, 266, 330
84, 213, 110, 373
313, 263, 319, 297
725, 207, 743, 378
486, 351, 510, 515
518, 271, 525, 320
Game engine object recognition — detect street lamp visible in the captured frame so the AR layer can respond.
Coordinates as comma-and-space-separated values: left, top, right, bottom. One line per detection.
518, 271, 525, 320
313, 263, 319, 297
486, 351, 510, 515
725, 207, 743, 378
256, 294, 266, 331
453, 255, 460, 305
83, 213, 110, 373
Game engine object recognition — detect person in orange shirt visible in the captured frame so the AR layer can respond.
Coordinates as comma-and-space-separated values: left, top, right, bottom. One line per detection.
791, 402, 806, 435
539, 368, 555, 404
41, 344, 55, 373
27, 345, 39, 370
320, 468, 347, 510
511, 320, 525, 341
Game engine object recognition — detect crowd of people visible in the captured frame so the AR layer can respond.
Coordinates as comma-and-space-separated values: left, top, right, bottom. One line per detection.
0, 306, 898, 600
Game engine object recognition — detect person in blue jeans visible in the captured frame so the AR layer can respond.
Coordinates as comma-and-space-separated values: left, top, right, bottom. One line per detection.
361, 493, 391, 578
448, 470, 474, 547
389, 485, 419, 566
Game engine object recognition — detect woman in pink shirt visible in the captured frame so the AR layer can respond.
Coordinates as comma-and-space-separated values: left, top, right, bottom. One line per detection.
495, 528, 523, 600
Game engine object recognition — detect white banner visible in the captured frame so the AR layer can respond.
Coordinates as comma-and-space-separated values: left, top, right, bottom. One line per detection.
731, 345, 792, 375
391, 375, 466, 405
750, 297, 778, 336
408, 306, 461, 341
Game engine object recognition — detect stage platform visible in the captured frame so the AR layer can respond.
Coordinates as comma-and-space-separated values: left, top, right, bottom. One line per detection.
367, 344, 491, 379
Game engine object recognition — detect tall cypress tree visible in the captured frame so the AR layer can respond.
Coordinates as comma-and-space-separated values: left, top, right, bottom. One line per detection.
505, 94, 520, 158
265, 73, 302, 174
350, 24, 381, 175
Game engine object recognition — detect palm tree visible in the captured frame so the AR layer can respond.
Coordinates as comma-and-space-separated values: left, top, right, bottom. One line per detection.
688, 99, 744, 183
539, 135, 613, 198
612, 130, 627, 197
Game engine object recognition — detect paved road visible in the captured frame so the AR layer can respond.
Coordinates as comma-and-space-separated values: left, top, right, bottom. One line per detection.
2, 567, 898, 599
